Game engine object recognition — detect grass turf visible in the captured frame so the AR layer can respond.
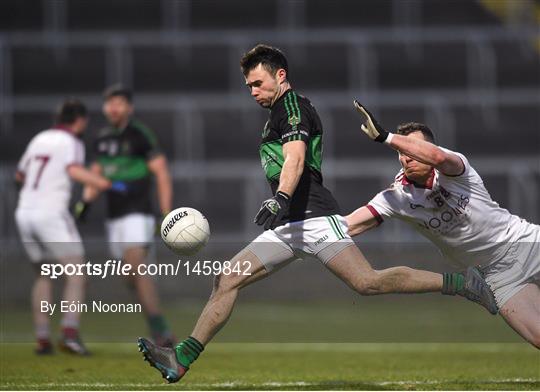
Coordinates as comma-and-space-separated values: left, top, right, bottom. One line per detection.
1, 343, 538, 390
1, 299, 539, 390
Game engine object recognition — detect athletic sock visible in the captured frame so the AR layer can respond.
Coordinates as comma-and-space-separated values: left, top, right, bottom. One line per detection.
148, 314, 170, 336
61, 326, 79, 340
175, 336, 204, 368
442, 272, 465, 295
35, 324, 50, 341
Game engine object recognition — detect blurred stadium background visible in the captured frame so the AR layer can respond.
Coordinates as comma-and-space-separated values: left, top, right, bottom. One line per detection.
1, 0, 539, 344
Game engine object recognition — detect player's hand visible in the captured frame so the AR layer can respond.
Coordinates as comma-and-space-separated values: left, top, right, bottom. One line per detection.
110, 181, 129, 193
254, 191, 290, 230
353, 99, 390, 143
73, 200, 91, 222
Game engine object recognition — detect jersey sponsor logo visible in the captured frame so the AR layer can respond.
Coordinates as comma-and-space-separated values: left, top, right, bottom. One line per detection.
417, 193, 471, 232
426, 186, 452, 208
98, 140, 119, 156
282, 130, 308, 140
410, 203, 425, 209
162, 210, 189, 237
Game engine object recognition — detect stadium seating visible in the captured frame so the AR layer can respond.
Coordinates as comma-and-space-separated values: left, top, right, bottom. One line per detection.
1, 0, 539, 238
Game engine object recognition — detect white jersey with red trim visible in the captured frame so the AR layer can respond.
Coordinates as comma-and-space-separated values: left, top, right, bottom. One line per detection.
367, 148, 528, 268
16, 128, 85, 213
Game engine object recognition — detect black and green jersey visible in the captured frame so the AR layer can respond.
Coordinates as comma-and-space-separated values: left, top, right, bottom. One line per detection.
93, 119, 160, 218
260, 89, 340, 225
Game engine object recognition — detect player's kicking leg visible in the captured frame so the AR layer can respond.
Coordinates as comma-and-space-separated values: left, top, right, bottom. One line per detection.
138, 243, 295, 383
323, 243, 498, 313
499, 283, 540, 349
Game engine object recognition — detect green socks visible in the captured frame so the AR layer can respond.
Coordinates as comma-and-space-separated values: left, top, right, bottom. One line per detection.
442, 272, 465, 295
175, 336, 204, 368
148, 315, 170, 336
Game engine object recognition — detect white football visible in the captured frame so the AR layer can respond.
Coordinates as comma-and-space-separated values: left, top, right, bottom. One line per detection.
161, 207, 210, 255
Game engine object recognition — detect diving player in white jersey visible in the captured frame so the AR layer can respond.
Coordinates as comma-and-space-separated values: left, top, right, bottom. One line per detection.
347, 100, 540, 349
15, 99, 128, 355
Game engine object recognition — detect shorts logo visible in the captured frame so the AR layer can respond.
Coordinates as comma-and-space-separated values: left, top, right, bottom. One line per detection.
314, 234, 329, 246
162, 211, 188, 237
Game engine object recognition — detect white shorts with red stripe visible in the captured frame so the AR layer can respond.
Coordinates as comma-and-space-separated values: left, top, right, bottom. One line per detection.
15, 208, 84, 262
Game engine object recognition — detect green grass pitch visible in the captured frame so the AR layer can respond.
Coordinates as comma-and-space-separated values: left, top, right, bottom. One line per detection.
1, 343, 538, 390
1, 299, 539, 390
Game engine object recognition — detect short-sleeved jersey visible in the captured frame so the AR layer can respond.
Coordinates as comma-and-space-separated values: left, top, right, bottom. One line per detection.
17, 127, 85, 212
259, 89, 340, 225
92, 119, 161, 218
367, 148, 526, 268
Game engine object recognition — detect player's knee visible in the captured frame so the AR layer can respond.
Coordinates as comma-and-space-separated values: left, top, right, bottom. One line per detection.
352, 273, 381, 296
530, 329, 540, 349
212, 269, 251, 298
211, 273, 238, 296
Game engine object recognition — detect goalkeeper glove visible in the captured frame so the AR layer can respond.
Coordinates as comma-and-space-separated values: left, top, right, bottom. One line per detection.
73, 200, 91, 222
254, 191, 290, 230
353, 99, 391, 143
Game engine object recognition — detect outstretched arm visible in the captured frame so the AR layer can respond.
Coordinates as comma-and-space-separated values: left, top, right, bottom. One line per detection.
68, 164, 111, 191
353, 100, 464, 176
387, 134, 464, 176
345, 206, 380, 236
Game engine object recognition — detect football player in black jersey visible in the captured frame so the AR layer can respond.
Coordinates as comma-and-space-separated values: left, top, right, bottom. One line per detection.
137, 45, 497, 383
76, 85, 175, 347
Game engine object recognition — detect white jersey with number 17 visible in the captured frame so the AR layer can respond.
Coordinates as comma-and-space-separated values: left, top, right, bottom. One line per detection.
366, 148, 528, 268
16, 128, 85, 213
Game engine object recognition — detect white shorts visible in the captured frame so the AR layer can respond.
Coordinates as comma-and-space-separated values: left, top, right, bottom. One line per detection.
246, 215, 355, 272
480, 221, 540, 308
106, 213, 155, 259
15, 208, 84, 262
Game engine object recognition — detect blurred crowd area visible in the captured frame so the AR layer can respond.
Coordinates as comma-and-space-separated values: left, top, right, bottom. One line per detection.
1, 0, 539, 243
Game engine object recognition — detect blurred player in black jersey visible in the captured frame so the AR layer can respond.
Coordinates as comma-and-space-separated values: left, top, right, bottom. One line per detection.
137, 45, 497, 383
75, 85, 174, 346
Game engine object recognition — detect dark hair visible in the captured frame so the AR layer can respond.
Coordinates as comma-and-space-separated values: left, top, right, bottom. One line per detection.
396, 122, 435, 143
240, 44, 288, 77
55, 98, 87, 124
103, 84, 133, 102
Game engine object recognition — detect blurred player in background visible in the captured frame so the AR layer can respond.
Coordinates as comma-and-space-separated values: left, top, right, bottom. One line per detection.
137, 44, 498, 383
75, 85, 175, 347
15, 99, 128, 355
347, 101, 540, 349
